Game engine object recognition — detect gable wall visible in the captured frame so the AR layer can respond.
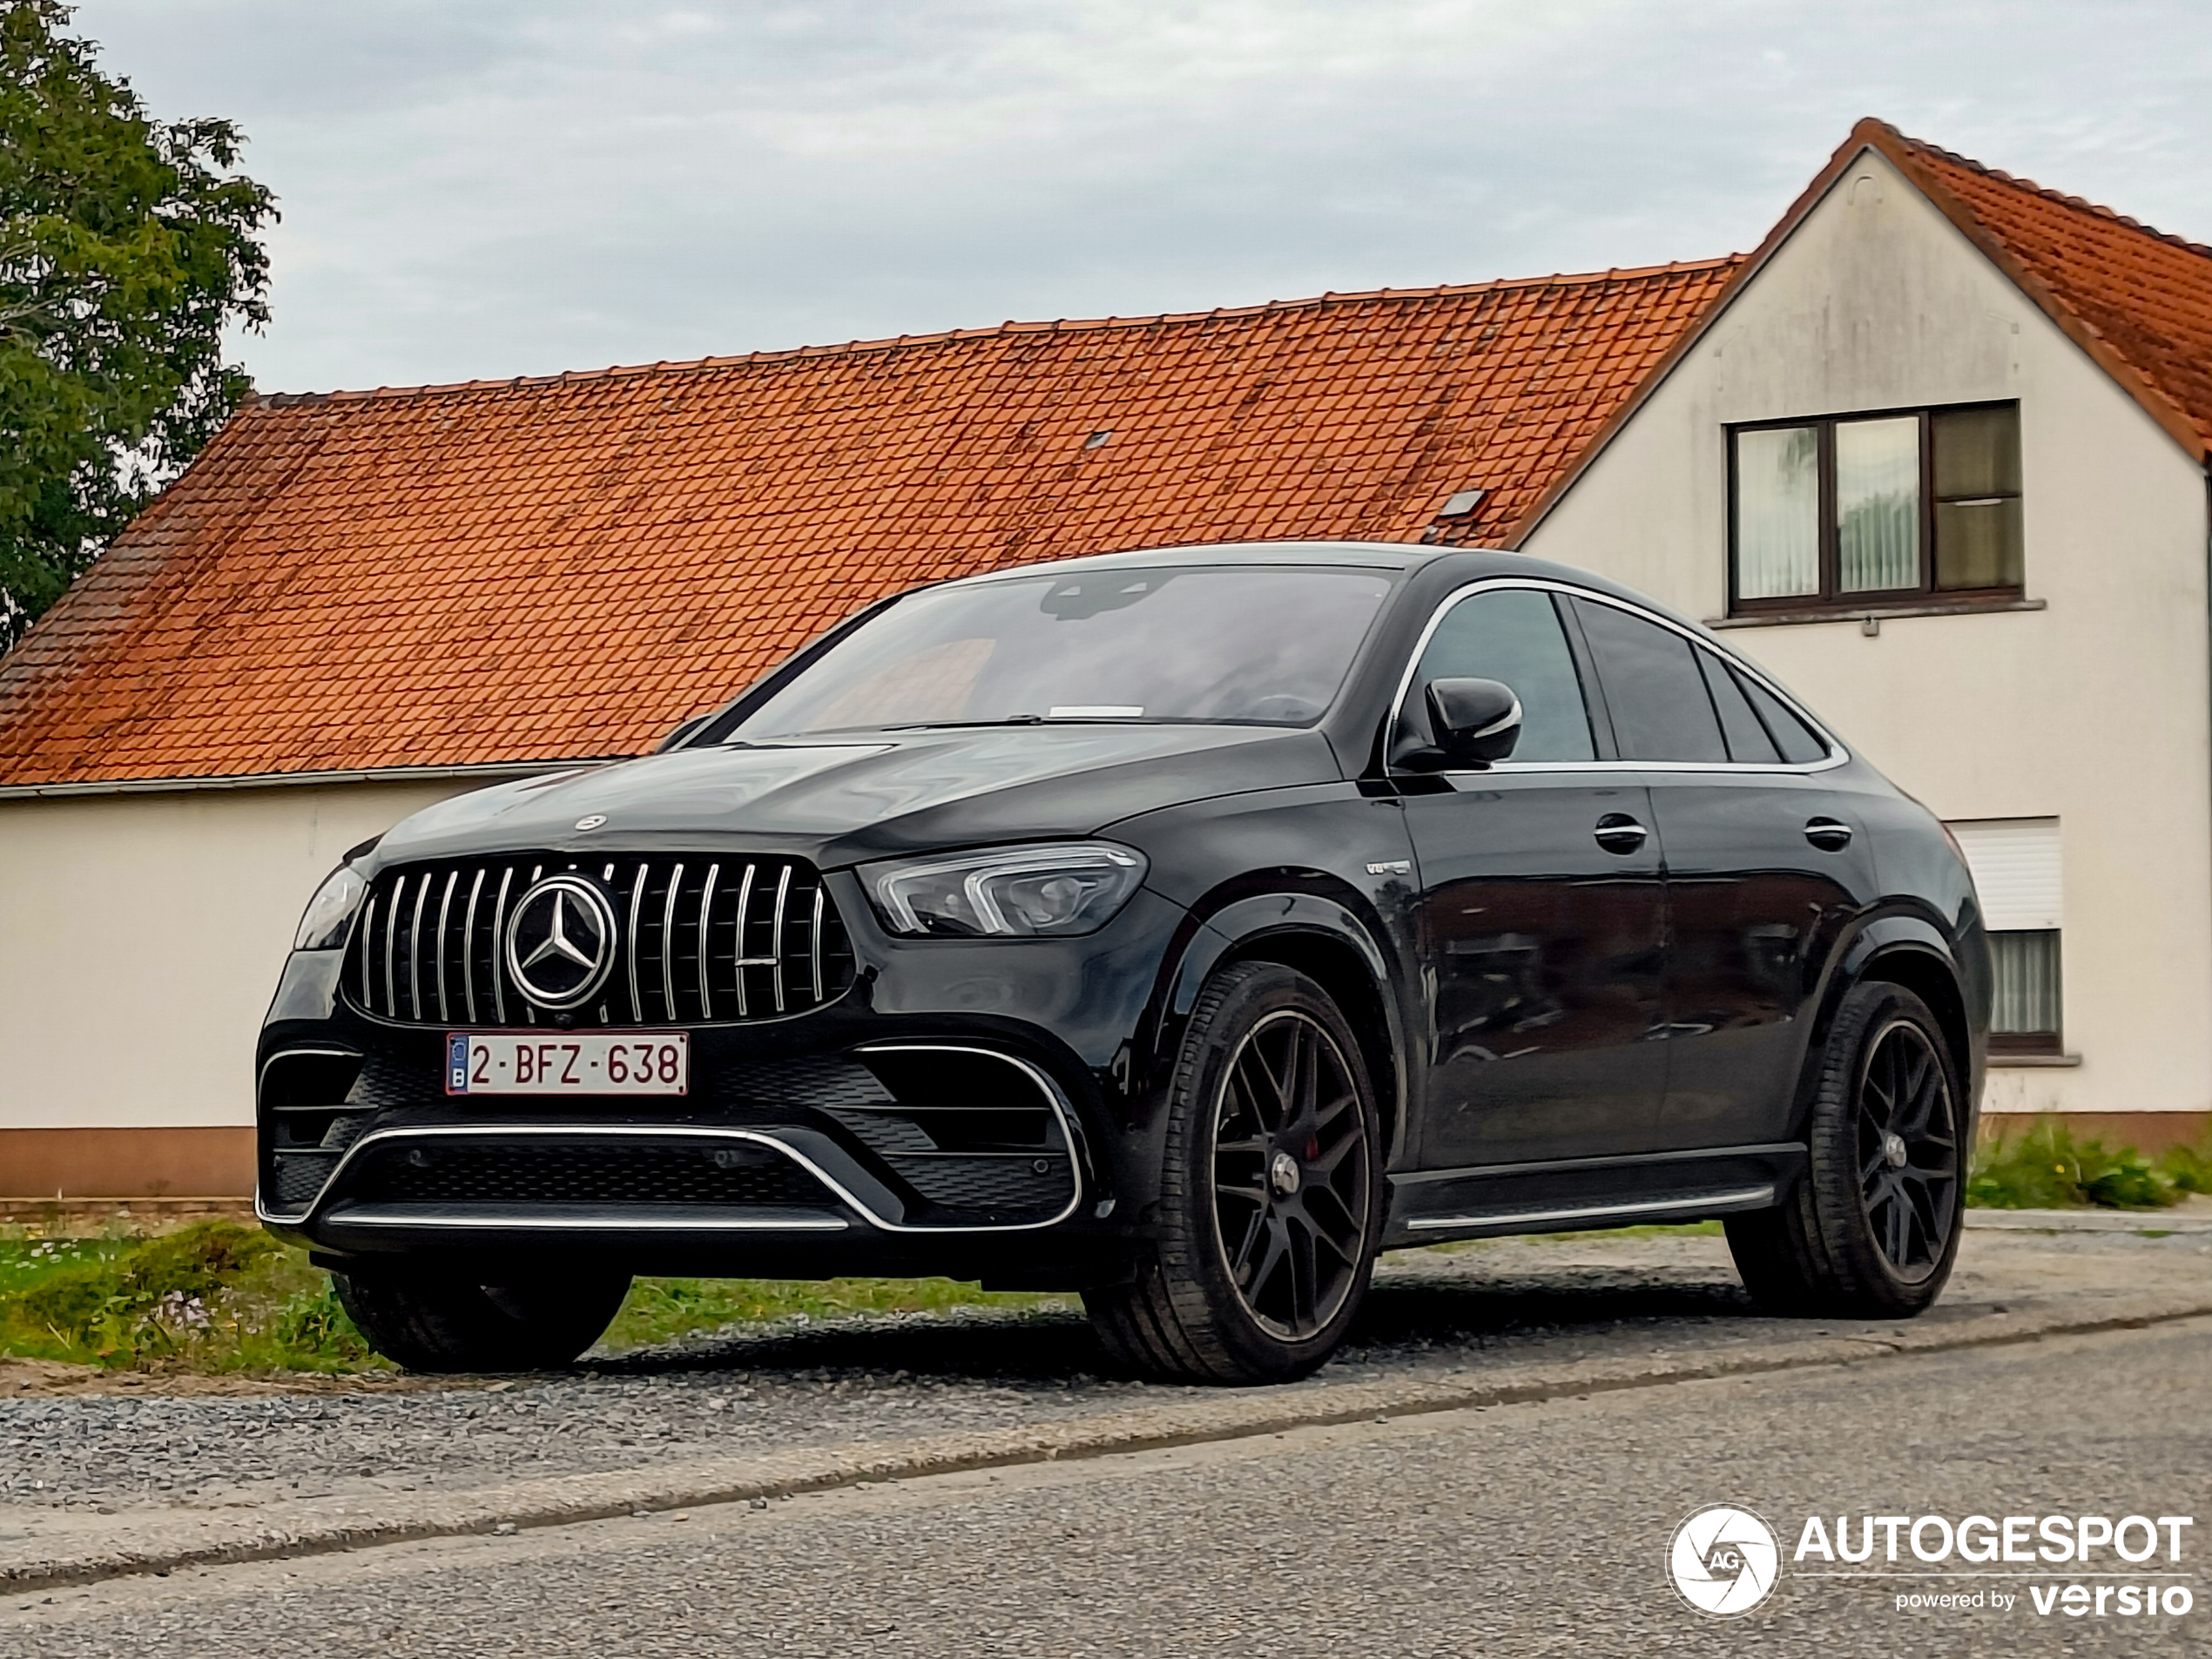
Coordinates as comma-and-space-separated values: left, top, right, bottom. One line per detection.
1526, 148, 2212, 1120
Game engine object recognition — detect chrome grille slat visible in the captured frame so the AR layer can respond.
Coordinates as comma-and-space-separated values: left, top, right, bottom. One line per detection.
626, 864, 648, 1024
770, 864, 792, 1014
811, 886, 826, 1002
407, 877, 429, 1020
698, 864, 719, 1022
732, 863, 758, 1018
433, 871, 456, 1022
489, 867, 513, 1024
382, 876, 401, 1015
461, 869, 485, 1024
349, 853, 849, 1029
660, 861, 685, 1022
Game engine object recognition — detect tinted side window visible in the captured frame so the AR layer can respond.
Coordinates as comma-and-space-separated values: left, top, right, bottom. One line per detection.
1736, 671, 1831, 764
1402, 588, 1595, 762
1696, 648, 1781, 763
1570, 599, 1728, 763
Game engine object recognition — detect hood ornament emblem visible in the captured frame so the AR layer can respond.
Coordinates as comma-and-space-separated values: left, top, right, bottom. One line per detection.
505, 876, 617, 1009
574, 814, 606, 832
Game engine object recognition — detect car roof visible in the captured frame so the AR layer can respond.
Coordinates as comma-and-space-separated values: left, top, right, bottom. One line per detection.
953, 539, 1451, 581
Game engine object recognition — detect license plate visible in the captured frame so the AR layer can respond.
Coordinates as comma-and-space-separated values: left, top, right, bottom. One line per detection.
446, 1032, 689, 1096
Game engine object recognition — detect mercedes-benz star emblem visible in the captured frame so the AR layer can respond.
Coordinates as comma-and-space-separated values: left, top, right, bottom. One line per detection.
505, 875, 617, 1010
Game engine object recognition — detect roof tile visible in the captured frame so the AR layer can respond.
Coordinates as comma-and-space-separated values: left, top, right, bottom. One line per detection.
0, 263, 1738, 785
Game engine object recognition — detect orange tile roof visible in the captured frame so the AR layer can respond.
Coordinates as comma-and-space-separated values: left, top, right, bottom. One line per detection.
0, 262, 1738, 786
1869, 122, 2212, 459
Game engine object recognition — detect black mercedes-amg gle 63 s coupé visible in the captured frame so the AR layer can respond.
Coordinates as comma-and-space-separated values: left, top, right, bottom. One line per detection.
259, 542, 1988, 1383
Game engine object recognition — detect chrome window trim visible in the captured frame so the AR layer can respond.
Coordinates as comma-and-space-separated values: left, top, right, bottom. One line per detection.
1386, 577, 1850, 778
259, 1046, 1086, 1235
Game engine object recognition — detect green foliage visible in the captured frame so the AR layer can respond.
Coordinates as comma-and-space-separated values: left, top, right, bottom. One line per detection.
0, 1, 273, 646
0, 1219, 366, 1370
0, 1224, 1062, 1373
1966, 1118, 2198, 1211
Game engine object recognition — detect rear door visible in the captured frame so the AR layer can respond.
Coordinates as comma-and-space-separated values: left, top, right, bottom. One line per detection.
1568, 597, 1878, 1152
1399, 585, 1669, 1170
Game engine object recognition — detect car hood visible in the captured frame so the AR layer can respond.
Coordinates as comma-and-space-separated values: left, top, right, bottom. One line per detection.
371, 724, 1343, 870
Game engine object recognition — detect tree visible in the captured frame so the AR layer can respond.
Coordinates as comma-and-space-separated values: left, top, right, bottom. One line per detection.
0, 1, 273, 649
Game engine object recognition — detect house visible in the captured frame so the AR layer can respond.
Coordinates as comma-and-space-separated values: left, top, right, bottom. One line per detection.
1520, 120, 2212, 1153
3, 117, 2207, 1197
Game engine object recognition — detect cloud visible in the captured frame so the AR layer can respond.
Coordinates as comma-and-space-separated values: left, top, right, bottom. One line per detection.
72, 0, 2212, 392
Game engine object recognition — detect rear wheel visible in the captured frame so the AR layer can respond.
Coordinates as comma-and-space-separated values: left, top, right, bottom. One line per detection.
1726, 980, 1964, 1318
332, 1264, 631, 1372
1084, 961, 1382, 1384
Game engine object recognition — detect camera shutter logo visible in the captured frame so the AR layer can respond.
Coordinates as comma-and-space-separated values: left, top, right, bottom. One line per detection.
505, 876, 617, 1010
1669, 1504, 1781, 1616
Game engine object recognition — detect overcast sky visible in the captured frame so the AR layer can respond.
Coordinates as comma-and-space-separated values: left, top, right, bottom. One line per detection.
72, 1, 2212, 395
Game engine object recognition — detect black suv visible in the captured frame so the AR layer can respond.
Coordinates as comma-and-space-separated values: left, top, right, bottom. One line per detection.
259, 543, 1987, 1383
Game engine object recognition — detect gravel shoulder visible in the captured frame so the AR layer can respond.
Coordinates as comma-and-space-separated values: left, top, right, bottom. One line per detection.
5, 1224, 2204, 1535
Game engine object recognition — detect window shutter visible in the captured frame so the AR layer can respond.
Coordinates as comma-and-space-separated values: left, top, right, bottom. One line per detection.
1946, 819, 2061, 931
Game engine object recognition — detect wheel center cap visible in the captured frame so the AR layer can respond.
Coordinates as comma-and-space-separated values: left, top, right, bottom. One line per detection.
1269, 1150, 1303, 1197
1883, 1131, 1909, 1170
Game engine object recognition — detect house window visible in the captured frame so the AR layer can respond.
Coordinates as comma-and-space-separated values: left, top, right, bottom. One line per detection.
1947, 818, 2063, 1056
1730, 403, 2022, 615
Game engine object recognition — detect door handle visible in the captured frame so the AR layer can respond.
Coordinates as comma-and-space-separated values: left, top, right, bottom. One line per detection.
1804, 817, 1854, 852
1593, 813, 1649, 854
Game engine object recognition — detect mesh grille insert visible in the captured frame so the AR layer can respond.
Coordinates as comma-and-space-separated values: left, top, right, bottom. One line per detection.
342, 1141, 831, 1208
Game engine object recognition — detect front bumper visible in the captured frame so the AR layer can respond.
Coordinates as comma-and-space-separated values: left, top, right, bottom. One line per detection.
254, 880, 1189, 1282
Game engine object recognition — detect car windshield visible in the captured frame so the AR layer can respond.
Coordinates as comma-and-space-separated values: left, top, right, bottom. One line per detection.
728, 564, 1396, 739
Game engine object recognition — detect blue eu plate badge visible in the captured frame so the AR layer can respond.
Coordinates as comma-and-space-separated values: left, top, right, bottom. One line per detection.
448, 1032, 470, 1094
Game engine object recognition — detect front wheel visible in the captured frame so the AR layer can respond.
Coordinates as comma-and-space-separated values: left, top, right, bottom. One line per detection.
332, 1264, 632, 1372
1726, 981, 1965, 1318
1084, 961, 1384, 1384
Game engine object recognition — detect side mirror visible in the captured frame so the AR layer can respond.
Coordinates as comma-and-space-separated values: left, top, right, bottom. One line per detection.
654, 711, 717, 753
1425, 678, 1521, 768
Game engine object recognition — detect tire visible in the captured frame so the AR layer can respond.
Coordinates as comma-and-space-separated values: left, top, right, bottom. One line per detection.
1083, 961, 1384, 1384
331, 1264, 632, 1372
1726, 981, 1965, 1318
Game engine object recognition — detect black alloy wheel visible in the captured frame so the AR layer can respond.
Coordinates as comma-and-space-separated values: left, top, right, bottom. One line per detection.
1211, 1008, 1373, 1339
1853, 1017, 1959, 1280
1082, 961, 1384, 1384
1725, 979, 1967, 1319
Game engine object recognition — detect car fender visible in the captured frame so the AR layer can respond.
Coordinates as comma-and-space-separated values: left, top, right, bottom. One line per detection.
1791, 911, 1981, 1140
1152, 889, 1414, 1164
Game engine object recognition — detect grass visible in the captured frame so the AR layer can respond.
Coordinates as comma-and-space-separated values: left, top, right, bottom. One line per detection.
0, 1218, 1062, 1376
1966, 1118, 2212, 1211
0, 1221, 384, 1373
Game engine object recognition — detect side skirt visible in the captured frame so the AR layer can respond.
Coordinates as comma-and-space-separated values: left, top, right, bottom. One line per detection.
1381, 1142, 1806, 1247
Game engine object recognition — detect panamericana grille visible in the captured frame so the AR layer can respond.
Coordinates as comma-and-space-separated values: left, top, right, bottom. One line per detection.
346, 853, 855, 1027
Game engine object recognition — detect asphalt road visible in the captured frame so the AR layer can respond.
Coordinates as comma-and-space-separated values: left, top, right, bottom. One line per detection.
8, 1315, 2207, 1657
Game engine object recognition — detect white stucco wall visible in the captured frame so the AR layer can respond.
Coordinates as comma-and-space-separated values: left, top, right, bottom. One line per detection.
0, 781, 479, 1130
1526, 147, 2212, 1117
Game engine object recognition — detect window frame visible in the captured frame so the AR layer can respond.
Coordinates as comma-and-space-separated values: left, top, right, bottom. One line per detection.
1384, 577, 1845, 777
1726, 400, 2023, 619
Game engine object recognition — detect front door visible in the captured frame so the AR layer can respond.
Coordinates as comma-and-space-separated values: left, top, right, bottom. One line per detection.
1398, 585, 1669, 1170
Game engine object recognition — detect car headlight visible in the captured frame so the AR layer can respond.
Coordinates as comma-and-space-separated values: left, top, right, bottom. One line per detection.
861, 842, 1148, 938
293, 865, 368, 951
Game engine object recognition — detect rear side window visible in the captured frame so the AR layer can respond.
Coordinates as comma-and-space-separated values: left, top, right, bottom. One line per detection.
1696, 649, 1781, 764
1736, 671, 1831, 764
1402, 587, 1595, 763
1570, 599, 1727, 763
